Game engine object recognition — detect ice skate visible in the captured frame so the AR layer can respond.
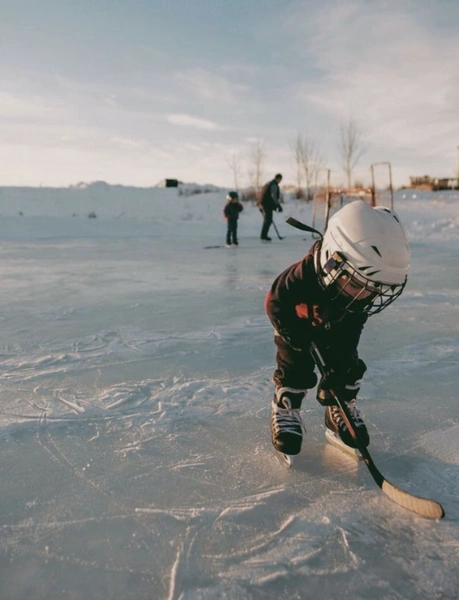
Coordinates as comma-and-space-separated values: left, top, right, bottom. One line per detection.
324, 399, 370, 450
324, 428, 362, 461
271, 387, 306, 460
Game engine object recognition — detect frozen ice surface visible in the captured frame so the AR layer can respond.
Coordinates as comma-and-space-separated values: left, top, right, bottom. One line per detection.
0, 186, 458, 599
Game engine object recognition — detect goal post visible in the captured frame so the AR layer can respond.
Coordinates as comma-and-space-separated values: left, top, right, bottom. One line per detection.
313, 169, 369, 235
370, 162, 394, 210
312, 169, 331, 236
313, 164, 393, 236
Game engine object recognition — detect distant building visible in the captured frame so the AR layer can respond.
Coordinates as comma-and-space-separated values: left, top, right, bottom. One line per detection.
165, 179, 181, 188
155, 178, 182, 188
408, 176, 459, 191
409, 175, 432, 189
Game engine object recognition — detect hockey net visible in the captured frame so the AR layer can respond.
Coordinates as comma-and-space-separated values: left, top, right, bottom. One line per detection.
313, 170, 371, 235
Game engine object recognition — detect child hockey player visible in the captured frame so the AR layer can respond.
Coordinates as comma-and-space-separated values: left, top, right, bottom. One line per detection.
224, 191, 244, 247
265, 200, 410, 458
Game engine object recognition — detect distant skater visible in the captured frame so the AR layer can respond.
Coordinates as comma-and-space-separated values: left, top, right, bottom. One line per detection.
257, 174, 283, 241
224, 191, 244, 247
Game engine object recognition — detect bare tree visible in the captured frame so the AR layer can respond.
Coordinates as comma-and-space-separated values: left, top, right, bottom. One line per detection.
339, 118, 367, 189
293, 133, 323, 200
226, 152, 242, 191
247, 138, 266, 191
293, 134, 304, 195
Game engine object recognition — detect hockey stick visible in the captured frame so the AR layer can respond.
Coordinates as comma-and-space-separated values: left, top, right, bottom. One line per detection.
286, 216, 322, 239
310, 342, 445, 520
259, 207, 284, 240
272, 218, 284, 240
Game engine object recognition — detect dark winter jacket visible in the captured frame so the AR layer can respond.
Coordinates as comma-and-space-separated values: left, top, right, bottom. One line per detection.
265, 242, 367, 369
224, 199, 244, 221
258, 179, 282, 212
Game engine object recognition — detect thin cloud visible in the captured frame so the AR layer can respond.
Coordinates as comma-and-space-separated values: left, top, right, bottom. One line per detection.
173, 68, 248, 104
0, 91, 65, 121
166, 113, 224, 131
285, 0, 459, 174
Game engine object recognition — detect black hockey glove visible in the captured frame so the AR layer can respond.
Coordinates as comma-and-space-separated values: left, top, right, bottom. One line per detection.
276, 205, 283, 212
316, 358, 367, 406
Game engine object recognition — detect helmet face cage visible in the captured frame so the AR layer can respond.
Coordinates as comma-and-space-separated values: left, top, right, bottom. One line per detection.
320, 250, 406, 316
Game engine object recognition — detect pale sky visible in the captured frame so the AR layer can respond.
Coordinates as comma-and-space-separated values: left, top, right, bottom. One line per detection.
1, 0, 459, 188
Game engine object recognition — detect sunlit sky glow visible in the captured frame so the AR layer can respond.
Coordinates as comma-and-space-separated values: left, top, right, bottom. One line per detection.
1, 0, 459, 188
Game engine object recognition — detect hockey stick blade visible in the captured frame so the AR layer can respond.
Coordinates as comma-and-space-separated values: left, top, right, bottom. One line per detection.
381, 478, 444, 520
286, 217, 323, 239
272, 219, 284, 240
310, 342, 445, 520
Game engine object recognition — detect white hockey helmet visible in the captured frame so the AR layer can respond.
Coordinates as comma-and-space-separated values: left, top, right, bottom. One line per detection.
315, 200, 410, 315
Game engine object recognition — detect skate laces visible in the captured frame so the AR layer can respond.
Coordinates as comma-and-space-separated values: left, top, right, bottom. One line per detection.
330, 399, 364, 428
271, 398, 304, 437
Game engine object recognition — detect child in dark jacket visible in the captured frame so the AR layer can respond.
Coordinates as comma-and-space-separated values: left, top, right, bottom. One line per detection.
265, 200, 410, 458
224, 191, 244, 247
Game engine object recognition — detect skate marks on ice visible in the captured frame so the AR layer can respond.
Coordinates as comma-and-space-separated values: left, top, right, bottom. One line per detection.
0, 326, 177, 386
0, 322, 263, 425
0, 370, 322, 599
1, 370, 459, 598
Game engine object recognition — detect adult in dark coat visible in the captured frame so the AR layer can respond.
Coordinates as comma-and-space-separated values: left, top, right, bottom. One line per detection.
258, 174, 283, 241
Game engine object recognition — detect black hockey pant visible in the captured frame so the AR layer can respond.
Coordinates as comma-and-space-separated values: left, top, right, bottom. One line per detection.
273, 332, 366, 403
226, 220, 238, 244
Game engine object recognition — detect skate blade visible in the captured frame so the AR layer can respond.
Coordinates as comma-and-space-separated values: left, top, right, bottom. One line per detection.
274, 449, 294, 468
325, 429, 363, 461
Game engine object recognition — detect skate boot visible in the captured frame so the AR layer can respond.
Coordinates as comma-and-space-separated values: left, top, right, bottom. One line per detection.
324, 397, 370, 449
271, 387, 306, 456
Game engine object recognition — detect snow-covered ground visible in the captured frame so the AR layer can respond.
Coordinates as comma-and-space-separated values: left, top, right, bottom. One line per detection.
0, 184, 458, 600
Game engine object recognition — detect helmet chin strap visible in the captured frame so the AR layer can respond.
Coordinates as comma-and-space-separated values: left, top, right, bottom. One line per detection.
313, 240, 323, 281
